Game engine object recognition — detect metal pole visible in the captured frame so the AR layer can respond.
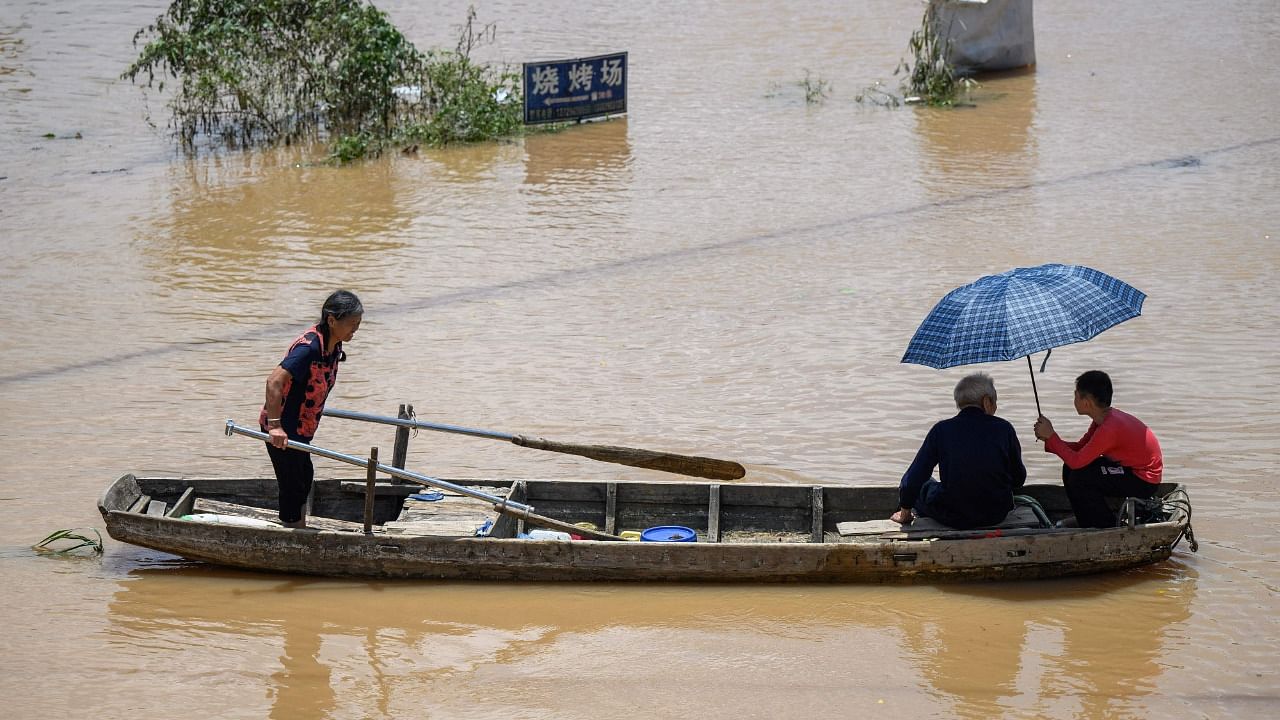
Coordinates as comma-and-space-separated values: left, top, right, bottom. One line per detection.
1026, 355, 1042, 416
225, 421, 533, 515
363, 446, 378, 534
324, 407, 515, 441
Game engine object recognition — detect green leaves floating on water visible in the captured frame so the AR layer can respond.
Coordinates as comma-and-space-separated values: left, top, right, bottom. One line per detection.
34, 528, 104, 556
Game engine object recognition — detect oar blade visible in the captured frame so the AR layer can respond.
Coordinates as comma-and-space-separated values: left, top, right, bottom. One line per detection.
514, 437, 746, 480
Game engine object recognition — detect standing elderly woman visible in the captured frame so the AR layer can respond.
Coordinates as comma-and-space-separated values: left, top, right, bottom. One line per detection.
260, 290, 363, 528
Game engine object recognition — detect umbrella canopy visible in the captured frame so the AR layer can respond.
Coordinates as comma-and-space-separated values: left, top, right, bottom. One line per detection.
902, 264, 1145, 412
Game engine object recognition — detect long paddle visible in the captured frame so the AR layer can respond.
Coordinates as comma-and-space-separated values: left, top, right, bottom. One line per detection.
224, 421, 625, 541
322, 408, 747, 481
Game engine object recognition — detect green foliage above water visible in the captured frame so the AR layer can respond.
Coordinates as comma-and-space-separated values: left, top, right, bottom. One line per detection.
122, 1, 524, 161
763, 70, 832, 106
857, 1, 976, 108
800, 70, 831, 105
898, 1, 960, 106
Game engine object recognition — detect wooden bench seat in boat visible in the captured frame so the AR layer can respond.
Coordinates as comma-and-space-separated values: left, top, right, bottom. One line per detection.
166, 487, 196, 518
127, 494, 151, 514
836, 504, 1045, 541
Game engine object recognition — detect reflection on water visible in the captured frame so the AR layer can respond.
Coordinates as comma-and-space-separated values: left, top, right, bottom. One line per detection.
105, 564, 1195, 718
269, 592, 337, 720
522, 118, 631, 189
141, 148, 413, 295
916, 570, 1195, 718
424, 137, 512, 186
914, 69, 1039, 198
521, 119, 634, 257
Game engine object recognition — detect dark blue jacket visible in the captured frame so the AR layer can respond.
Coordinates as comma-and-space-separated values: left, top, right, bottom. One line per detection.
899, 406, 1027, 527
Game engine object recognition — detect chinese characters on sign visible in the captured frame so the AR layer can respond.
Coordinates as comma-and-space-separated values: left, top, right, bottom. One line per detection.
523, 52, 627, 125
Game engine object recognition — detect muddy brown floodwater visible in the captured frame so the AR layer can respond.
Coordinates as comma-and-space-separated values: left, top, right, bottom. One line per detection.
1, 1, 1277, 718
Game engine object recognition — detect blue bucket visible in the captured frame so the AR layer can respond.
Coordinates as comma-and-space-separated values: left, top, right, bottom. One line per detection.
640, 525, 697, 543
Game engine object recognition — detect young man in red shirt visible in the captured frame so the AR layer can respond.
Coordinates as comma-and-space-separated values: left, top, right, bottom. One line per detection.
1033, 370, 1163, 528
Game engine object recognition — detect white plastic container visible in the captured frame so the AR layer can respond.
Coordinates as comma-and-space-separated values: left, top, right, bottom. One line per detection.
526, 529, 573, 541
181, 513, 277, 528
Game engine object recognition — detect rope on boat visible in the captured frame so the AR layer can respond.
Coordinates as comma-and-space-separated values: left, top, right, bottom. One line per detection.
1159, 487, 1198, 553
405, 405, 419, 437
1011, 489, 1197, 552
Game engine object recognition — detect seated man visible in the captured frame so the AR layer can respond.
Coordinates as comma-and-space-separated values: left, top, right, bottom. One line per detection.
1033, 370, 1163, 528
891, 373, 1027, 529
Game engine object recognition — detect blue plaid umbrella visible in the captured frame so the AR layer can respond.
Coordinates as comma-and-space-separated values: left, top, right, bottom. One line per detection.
901, 264, 1145, 413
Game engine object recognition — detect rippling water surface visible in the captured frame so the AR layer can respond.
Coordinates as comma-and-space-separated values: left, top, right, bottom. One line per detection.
2, 1, 1278, 718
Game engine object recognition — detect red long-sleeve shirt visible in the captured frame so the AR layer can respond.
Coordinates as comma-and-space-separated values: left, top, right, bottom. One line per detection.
1044, 408, 1163, 484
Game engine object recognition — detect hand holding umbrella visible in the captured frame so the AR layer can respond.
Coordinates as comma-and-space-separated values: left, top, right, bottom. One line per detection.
1033, 415, 1055, 441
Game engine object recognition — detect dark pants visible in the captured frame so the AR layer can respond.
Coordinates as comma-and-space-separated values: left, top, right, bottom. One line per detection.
266, 443, 313, 523
913, 478, 1012, 530
1062, 458, 1158, 528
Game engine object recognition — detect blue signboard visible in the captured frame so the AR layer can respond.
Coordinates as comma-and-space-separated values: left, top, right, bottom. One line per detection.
523, 52, 627, 125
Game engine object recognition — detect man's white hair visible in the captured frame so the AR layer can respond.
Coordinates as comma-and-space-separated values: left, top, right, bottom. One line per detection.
954, 372, 996, 409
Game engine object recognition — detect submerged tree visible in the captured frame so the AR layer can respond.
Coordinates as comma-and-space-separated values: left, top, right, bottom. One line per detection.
123, 1, 523, 160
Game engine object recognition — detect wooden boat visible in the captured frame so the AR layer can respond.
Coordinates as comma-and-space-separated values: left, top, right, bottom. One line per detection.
98, 472, 1195, 583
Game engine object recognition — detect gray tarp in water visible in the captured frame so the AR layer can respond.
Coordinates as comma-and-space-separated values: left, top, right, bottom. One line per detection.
932, 0, 1036, 75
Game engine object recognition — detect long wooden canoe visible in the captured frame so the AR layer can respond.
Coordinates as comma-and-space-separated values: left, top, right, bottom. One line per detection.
98, 474, 1195, 583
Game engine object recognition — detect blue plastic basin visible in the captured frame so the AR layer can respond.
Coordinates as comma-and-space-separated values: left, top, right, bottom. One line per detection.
640, 525, 697, 542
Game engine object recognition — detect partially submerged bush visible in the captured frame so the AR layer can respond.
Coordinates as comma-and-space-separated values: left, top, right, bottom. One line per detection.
403, 28, 524, 148
800, 70, 831, 105
763, 70, 832, 106
857, 1, 975, 108
123, 1, 523, 160
898, 1, 960, 105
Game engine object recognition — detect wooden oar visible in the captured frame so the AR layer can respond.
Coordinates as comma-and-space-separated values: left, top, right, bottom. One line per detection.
224, 421, 625, 541
323, 408, 747, 480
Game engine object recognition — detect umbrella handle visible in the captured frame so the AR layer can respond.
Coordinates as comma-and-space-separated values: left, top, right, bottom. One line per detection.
1027, 355, 1042, 416
1039, 348, 1052, 373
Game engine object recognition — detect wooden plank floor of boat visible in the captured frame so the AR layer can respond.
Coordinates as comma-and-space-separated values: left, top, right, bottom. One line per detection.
191, 498, 366, 532
834, 505, 1046, 542
382, 485, 505, 538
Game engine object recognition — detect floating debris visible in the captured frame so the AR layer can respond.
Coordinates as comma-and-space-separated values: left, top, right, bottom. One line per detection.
34, 528, 104, 555
1153, 155, 1202, 169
